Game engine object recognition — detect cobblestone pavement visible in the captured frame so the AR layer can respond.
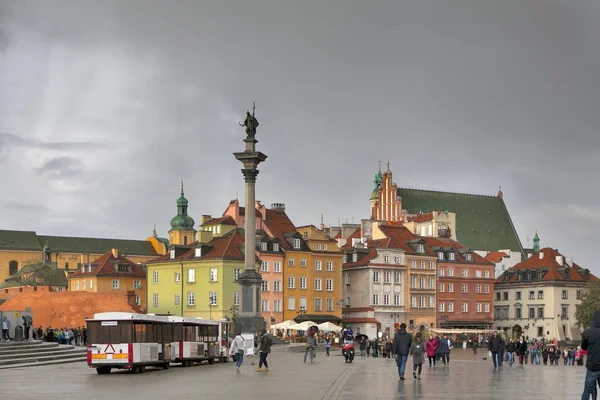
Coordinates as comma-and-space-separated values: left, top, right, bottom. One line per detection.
1, 349, 589, 400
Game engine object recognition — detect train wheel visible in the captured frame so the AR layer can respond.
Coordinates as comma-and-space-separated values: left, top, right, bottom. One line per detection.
132, 365, 141, 374
163, 363, 170, 370
139, 365, 146, 373
208, 358, 214, 365
96, 367, 109, 375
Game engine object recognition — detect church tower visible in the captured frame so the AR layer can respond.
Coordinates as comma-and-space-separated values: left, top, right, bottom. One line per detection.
168, 180, 197, 246
532, 231, 540, 253
369, 161, 402, 222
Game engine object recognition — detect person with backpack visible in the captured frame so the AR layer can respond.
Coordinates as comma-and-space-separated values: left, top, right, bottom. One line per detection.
229, 332, 247, 373
256, 329, 272, 372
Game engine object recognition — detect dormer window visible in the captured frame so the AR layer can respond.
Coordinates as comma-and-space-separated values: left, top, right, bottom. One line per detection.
343, 255, 347, 263
170, 249, 175, 259
273, 243, 279, 252
465, 253, 472, 262
317, 244, 322, 251
438, 252, 444, 261
261, 242, 267, 251
448, 252, 455, 261
352, 253, 358, 263
293, 238, 301, 249
195, 248, 201, 258
417, 244, 425, 253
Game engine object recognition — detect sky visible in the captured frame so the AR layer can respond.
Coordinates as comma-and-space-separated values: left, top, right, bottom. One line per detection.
0, 0, 599, 273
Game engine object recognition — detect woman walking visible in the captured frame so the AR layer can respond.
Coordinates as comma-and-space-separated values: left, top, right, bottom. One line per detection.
229, 332, 247, 373
516, 336, 527, 366
256, 329, 272, 372
410, 334, 425, 380
426, 334, 438, 367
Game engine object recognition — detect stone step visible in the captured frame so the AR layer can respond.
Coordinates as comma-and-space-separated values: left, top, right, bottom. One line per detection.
0, 342, 61, 355
0, 348, 88, 366
0, 340, 47, 347
0, 355, 87, 370
0, 347, 87, 361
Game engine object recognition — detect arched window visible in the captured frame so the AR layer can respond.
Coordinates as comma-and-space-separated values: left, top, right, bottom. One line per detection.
9, 260, 18, 275
184, 236, 188, 245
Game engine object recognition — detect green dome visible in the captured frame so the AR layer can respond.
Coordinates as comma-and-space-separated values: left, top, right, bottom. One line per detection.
169, 180, 196, 231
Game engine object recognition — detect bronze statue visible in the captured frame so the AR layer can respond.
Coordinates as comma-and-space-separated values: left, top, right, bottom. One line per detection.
239, 103, 259, 139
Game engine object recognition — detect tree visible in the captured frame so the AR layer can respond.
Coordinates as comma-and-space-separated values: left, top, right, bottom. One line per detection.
575, 283, 600, 328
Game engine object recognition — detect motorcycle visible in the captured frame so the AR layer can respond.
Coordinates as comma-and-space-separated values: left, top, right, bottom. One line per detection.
342, 342, 355, 363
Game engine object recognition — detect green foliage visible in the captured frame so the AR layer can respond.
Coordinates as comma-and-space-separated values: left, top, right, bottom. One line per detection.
575, 283, 600, 328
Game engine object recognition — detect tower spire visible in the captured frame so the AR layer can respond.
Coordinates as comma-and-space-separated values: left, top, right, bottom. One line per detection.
181, 179, 184, 196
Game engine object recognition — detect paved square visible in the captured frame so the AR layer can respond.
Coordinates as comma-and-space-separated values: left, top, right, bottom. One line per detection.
1, 349, 589, 400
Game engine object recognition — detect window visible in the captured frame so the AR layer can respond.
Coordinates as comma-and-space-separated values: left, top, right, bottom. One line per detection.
394, 294, 400, 306
562, 305, 568, 318
537, 290, 544, 299
153, 271, 159, 284
174, 272, 181, 282
439, 269, 445, 277
383, 255, 390, 263
314, 279, 322, 291
315, 261, 322, 271
448, 302, 454, 312
261, 300, 269, 312
476, 303, 482, 313
438, 252, 444, 261
529, 307, 535, 318
515, 291, 521, 300
419, 296, 426, 308
112, 280, 119, 289
538, 326, 544, 337
299, 297, 307, 311
288, 277, 296, 288
261, 261, 269, 272
8, 260, 18, 275
394, 272, 401, 283
475, 285, 481, 294
234, 269, 241, 280
562, 290, 568, 300
299, 277, 307, 289
174, 295, 181, 305
288, 297, 295, 310
484, 271, 490, 278
261, 281, 269, 292
411, 260, 417, 268
317, 244, 322, 250
152, 293, 158, 307
75, 280, 80, 290
170, 249, 175, 259
373, 294, 379, 305
352, 253, 358, 262
187, 291, 195, 306
326, 261, 333, 271
428, 277, 434, 289
427, 224, 433, 236
326, 279, 333, 291
274, 262, 281, 272
420, 261, 426, 269
577, 290, 582, 300
484, 303, 490, 313
288, 258, 295, 267
417, 244, 425, 253
208, 268, 216, 282
116, 264, 129, 273
274, 300, 281, 312
383, 294, 390, 305
439, 302, 445, 312
345, 274, 351, 285
496, 292, 501, 301
410, 276, 417, 288
394, 256, 401, 264
189, 268, 197, 283
261, 242, 267, 251
195, 248, 201, 257
273, 281, 281, 292
326, 298, 333, 312
462, 284, 468, 293
503, 292, 508, 301
273, 243, 279, 252
447, 284, 454, 293
209, 292, 217, 306
373, 271, 380, 283
428, 261, 435, 269
439, 283, 444, 292
314, 298, 322, 312
537, 307, 544, 318
343, 255, 347, 263
323, 244, 328, 251
516, 307, 522, 318
134, 280, 141, 289
461, 269, 468, 277
420, 277, 426, 289
410, 296, 416, 308
293, 238, 301, 249
448, 268, 454, 277
300, 258, 307, 267
529, 291, 535, 300
484, 285, 490, 293
234, 292, 240, 305
89, 280, 93, 289
428, 296, 434, 308
449, 252, 455, 261
465, 253, 472, 262
384, 271, 391, 283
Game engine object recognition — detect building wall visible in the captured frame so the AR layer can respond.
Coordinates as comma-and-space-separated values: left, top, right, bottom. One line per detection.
69, 276, 147, 311
168, 230, 195, 247
474, 250, 521, 278
258, 252, 285, 326
436, 261, 494, 327
405, 256, 437, 330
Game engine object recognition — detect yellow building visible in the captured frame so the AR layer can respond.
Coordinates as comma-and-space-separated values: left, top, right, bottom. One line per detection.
68, 249, 148, 311
0, 229, 165, 284
145, 229, 247, 320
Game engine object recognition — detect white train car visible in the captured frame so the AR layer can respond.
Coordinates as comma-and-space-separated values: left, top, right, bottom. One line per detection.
86, 312, 172, 374
166, 316, 228, 366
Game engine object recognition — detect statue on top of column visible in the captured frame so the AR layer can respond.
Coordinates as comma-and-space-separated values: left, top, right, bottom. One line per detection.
239, 102, 259, 139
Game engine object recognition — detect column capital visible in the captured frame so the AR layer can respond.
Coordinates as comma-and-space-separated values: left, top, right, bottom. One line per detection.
241, 168, 260, 183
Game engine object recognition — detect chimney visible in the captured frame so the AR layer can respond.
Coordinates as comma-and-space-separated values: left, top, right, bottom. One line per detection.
271, 203, 286, 213
566, 257, 573, 267
111, 248, 119, 258
81, 254, 90, 264
555, 255, 564, 266
255, 200, 262, 208
539, 252, 544, 260
201, 215, 212, 225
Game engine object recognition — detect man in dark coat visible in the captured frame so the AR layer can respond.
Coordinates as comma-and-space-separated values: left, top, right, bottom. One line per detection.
393, 323, 413, 380
581, 310, 600, 400
488, 332, 500, 367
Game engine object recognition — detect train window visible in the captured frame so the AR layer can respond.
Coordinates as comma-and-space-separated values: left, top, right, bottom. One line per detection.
163, 323, 173, 342
208, 325, 218, 342
173, 324, 183, 342
134, 322, 146, 342
88, 321, 133, 343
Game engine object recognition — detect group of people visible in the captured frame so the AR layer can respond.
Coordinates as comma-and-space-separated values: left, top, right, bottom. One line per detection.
228, 328, 272, 373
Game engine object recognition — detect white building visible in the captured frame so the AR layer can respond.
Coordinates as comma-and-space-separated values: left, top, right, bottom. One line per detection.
494, 247, 596, 341
478, 249, 523, 278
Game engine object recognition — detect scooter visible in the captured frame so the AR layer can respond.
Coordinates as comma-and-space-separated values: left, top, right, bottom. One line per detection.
342, 342, 355, 363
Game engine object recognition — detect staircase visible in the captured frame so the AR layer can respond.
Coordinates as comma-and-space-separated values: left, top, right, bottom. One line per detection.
0, 340, 88, 369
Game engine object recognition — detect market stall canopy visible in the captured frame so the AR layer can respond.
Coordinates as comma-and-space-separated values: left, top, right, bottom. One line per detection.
270, 320, 296, 330
288, 321, 317, 331
430, 328, 494, 335
317, 322, 342, 332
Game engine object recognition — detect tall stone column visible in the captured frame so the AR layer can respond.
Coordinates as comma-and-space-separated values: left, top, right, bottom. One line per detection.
233, 105, 267, 335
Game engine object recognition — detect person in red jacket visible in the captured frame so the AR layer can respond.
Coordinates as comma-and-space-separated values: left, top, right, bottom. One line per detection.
426, 334, 439, 367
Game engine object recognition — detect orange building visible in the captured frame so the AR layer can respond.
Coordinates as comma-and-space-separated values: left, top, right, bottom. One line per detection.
68, 249, 147, 312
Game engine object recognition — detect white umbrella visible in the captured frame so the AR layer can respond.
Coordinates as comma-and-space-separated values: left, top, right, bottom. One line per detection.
288, 321, 317, 331
270, 320, 296, 330
317, 322, 342, 332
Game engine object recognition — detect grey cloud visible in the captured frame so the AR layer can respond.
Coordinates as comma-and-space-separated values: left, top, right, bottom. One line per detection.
36, 156, 86, 180
0, 132, 110, 151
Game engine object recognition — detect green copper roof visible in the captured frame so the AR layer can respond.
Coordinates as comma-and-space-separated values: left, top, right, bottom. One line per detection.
170, 180, 196, 231
0, 230, 43, 251
397, 188, 524, 257
533, 232, 540, 242
0, 261, 67, 288
38, 235, 159, 256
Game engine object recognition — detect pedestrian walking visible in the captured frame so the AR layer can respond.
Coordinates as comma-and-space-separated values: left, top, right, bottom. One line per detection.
228, 332, 247, 373
393, 323, 412, 381
581, 310, 600, 400
325, 335, 332, 356
256, 329, 272, 372
410, 333, 425, 380
426, 334, 438, 367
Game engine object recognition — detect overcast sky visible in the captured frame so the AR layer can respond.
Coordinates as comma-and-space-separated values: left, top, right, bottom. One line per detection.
1, 0, 598, 273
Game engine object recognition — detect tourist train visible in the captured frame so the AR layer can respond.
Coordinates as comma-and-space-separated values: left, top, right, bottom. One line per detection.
86, 312, 230, 374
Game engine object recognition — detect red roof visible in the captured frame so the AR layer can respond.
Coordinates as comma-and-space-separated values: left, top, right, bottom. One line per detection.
69, 251, 146, 278
485, 251, 509, 263
201, 216, 236, 226
377, 225, 437, 256
407, 213, 434, 223
262, 209, 298, 250
423, 237, 493, 265
497, 248, 598, 283
340, 230, 362, 250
